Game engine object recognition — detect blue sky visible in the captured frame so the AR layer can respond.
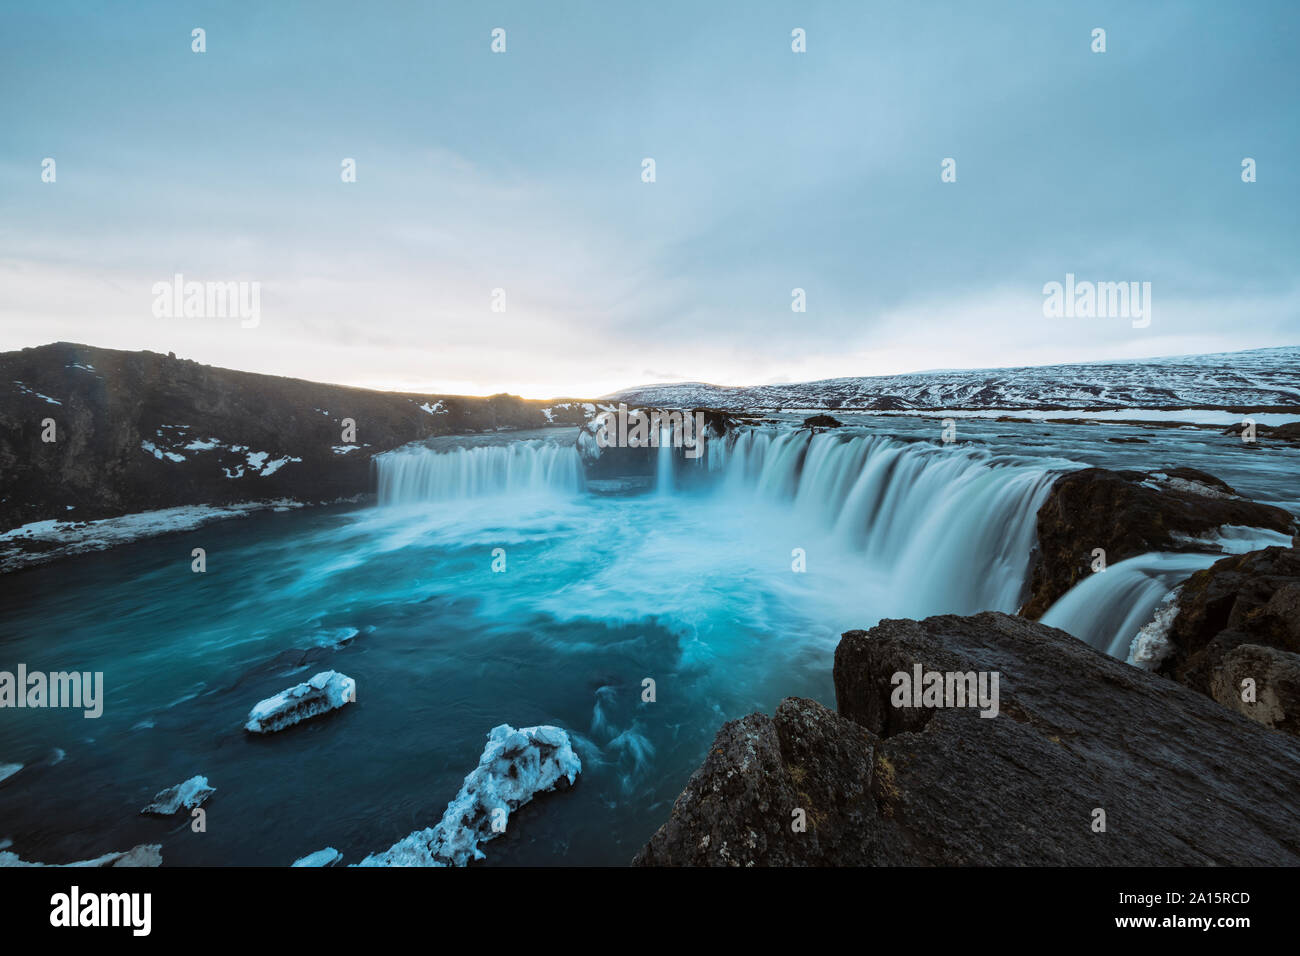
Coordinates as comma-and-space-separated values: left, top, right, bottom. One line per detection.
2, 0, 1297, 396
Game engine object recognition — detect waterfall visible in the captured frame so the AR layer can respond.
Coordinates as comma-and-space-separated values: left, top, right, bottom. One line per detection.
376, 440, 584, 504
656, 427, 674, 496
713, 428, 1061, 616
1040, 553, 1219, 657
1040, 525, 1293, 658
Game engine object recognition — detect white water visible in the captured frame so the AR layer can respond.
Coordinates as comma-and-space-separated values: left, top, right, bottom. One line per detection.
375, 427, 1065, 620
372, 427, 1292, 661
1040, 552, 1220, 657
1040, 525, 1294, 658
376, 439, 584, 504
712, 429, 1061, 615
657, 427, 674, 496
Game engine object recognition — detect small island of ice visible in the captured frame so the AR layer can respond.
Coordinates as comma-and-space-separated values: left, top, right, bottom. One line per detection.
244, 671, 356, 734
140, 775, 215, 815
356, 724, 581, 867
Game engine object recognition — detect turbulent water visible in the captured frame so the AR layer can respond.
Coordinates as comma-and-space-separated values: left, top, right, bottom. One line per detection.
0, 417, 1296, 865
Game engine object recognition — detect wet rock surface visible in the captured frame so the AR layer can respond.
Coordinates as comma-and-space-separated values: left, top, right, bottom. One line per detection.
635, 611, 1300, 865
1020, 466, 1295, 619
1159, 542, 1300, 730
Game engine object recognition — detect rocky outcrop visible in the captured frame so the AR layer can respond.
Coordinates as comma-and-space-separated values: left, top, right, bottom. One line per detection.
1019, 466, 1295, 619
801, 414, 842, 431
1209, 644, 1300, 736
1155, 543, 1300, 732
0, 342, 593, 535
635, 611, 1300, 866
1220, 420, 1300, 447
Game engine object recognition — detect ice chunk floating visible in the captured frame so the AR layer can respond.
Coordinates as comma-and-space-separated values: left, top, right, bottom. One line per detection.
291, 847, 343, 867
356, 724, 581, 867
140, 775, 215, 815
244, 671, 356, 734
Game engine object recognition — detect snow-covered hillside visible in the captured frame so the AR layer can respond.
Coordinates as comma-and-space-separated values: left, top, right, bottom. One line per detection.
607, 346, 1300, 412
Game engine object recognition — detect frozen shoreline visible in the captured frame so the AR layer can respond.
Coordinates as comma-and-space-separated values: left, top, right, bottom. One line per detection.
0, 499, 322, 574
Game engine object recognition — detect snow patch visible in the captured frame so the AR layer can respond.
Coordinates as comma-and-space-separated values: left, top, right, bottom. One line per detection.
1170, 524, 1294, 554
1141, 473, 1240, 500
140, 440, 186, 463
0, 501, 304, 573
12, 381, 62, 405
0, 844, 162, 868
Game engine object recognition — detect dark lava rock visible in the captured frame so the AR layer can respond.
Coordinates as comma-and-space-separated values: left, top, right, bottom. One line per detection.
1209, 644, 1300, 736
634, 611, 1300, 865
1158, 543, 1300, 703
1019, 466, 1295, 619
0, 342, 583, 532
801, 414, 843, 431
1220, 420, 1300, 446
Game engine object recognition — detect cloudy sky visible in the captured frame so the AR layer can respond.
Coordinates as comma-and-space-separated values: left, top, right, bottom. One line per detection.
2, 1, 1297, 397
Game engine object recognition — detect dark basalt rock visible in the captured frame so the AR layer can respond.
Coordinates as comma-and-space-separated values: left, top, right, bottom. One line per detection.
0, 342, 584, 533
1209, 644, 1300, 736
1158, 543, 1300, 712
634, 611, 1300, 866
1219, 420, 1300, 446
801, 414, 842, 431
1019, 466, 1296, 619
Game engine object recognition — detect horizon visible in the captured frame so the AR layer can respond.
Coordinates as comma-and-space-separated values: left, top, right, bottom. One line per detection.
3, 2, 1298, 396
14, 337, 1299, 402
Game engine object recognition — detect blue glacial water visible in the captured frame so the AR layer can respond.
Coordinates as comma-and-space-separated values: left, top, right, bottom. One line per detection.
0, 417, 1296, 865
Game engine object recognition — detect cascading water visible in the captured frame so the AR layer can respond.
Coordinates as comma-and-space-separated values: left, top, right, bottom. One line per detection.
1040, 552, 1220, 658
11, 415, 1289, 866
372, 425, 1255, 658
711, 428, 1061, 616
1039, 526, 1295, 658
376, 439, 584, 504
656, 427, 674, 496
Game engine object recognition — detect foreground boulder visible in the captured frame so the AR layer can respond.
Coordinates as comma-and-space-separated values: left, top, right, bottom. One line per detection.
357, 724, 580, 867
635, 611, 1300, 865
1209, 645, 1300, 736
1156, 542, 1300, 733
1020, 466, 1295, 619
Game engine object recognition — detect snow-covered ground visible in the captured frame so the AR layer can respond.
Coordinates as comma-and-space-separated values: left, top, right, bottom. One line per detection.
0, 501, 305, 573
608, 346, 1300, 412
